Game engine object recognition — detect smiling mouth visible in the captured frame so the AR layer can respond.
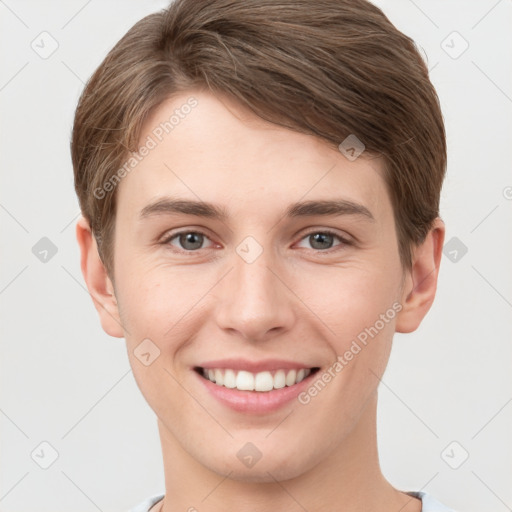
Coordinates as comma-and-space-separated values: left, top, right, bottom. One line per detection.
194, 366, 320, 392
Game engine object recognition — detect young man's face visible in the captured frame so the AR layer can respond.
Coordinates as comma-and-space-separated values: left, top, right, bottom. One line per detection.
79, 90, 441, 482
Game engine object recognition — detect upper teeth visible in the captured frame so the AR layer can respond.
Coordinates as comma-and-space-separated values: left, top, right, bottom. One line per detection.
202, 368, 312, 392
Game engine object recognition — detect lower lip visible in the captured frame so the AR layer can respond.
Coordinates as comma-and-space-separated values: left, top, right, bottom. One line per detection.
194, 369, 319, 414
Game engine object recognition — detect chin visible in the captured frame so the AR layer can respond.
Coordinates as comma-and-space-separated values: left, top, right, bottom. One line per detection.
219, 465, 303, 484
202, 448, 314, 484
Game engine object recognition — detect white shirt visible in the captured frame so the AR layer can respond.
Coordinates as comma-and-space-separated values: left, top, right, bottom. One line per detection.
128, 490, 457, 511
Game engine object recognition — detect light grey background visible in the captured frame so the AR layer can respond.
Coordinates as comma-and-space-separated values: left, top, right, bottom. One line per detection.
1, 1, 511, 511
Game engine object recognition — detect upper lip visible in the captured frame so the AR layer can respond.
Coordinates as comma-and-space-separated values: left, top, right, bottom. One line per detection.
195, 358, 319, 373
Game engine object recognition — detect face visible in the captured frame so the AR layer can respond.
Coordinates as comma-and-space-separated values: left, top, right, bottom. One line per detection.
102, 90, 410, 481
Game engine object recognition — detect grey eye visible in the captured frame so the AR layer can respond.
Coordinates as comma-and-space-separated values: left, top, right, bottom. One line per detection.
308, 232, 335, 250
169, 232, 207, 251
295, 230, 349, 252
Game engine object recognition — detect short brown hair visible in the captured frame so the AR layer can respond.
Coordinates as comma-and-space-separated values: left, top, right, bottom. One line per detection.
71, 0, 446, 277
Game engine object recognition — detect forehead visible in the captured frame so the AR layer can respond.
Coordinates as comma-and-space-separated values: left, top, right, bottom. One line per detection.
116, 90, 392, 225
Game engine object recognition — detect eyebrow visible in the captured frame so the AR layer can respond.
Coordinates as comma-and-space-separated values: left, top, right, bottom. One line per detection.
139, 197, 374, 222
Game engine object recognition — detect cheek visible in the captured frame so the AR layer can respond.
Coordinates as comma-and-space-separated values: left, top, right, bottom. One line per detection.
115, 259, 181, 328
299, 263, 400, 400
305, 265, 400, 340
116, 270, 192, 411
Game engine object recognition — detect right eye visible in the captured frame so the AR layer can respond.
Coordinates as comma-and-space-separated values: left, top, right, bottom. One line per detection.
161, 230, 216, 252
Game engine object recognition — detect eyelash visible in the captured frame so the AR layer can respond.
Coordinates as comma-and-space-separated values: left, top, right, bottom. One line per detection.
160, 228, 352, 254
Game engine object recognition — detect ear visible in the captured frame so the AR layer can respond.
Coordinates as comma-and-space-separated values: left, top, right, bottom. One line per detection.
395, 217, 445, 333
75, 216, 124, 338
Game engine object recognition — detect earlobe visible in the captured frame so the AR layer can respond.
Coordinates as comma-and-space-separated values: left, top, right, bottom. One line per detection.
395, 218, 445, 333
75, 216, 124, 338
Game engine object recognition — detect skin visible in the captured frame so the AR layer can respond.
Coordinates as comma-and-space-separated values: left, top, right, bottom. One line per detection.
77, 90, 444, 512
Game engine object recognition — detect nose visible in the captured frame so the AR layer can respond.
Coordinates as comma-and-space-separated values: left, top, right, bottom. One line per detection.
214, 243, 296, 343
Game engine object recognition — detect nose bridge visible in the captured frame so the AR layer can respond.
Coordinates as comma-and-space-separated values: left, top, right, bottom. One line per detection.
215, 236, 294, 340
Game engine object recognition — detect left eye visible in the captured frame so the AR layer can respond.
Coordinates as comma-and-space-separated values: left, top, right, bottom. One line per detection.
296, 231, 346, 251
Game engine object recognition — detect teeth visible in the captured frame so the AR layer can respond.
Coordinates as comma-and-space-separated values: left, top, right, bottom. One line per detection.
214, 369, 224, 386
254, 371, 273, 392
285, 369, 297, 386
273, 369, 286, 389
201, 367, 313, 392
223, 369, 236, 388
236, 370, 255, 390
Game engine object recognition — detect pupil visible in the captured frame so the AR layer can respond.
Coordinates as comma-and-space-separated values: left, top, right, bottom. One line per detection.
311, 233, 332, 250
181, 232, 203, 250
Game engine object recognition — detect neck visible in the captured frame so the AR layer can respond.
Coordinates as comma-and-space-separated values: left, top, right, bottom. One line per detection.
156, 392, 421, 512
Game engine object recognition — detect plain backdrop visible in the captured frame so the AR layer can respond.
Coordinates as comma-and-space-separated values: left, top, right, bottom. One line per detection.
1, 1, 511, 511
